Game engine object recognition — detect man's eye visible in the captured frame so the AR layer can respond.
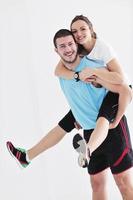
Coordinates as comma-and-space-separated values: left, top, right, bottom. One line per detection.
72, 31, 77, 34
60, 46, 65, 49
81, 28, 86, 31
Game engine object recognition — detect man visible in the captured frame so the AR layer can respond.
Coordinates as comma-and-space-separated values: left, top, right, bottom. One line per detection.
7, 29, 133, 200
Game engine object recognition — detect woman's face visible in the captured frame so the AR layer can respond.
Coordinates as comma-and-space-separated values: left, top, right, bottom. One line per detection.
71, 20, 92, 45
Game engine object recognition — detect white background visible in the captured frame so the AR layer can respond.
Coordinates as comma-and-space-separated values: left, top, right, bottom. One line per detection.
0, 0, 133, 199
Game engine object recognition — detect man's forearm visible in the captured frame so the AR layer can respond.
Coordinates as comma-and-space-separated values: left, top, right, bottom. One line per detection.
55, 61, 74, 79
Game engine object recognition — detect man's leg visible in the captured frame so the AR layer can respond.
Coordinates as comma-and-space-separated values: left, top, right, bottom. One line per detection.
109, 116, 133, 200
83, 130, 111, 199
28, 110, 76, 160
90, 170, 109, 200
7, 125, 66, 168
113, 168, 133, 200
7, 110, 76, 167
27, 125, 66, 160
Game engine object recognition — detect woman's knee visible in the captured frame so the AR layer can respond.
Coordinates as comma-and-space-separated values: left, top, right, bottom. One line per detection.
119, 84, 133, 101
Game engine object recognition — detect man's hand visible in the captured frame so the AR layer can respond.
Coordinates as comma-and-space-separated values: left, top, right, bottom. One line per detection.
74, 121, 82, 130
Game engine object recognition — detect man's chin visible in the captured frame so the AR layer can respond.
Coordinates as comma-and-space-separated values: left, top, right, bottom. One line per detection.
63, 58, 75, 64
62, 54, 78, 64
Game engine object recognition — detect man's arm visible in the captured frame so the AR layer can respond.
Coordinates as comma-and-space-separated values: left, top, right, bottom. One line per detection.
55, 60, 124, 85
55, 60, 75, 79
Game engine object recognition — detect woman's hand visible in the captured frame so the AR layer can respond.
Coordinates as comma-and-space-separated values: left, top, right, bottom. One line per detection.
79, 67, 95, 81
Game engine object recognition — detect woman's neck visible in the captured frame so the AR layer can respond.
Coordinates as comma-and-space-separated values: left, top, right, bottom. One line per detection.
83, 38, 96, 53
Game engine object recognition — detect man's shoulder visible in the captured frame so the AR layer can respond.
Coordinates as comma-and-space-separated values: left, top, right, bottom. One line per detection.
83, 56, 104, 66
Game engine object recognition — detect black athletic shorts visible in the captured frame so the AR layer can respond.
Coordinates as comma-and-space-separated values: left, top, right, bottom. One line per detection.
84, 115, 133, 174
98, 85, 132, 122
97, 91, 118, 122
58, 110, 75, 132
58, 91, 119, 132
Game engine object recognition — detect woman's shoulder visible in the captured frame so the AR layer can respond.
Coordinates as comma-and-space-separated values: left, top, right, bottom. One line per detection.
95, 38, 113, 50
88, 38, 116, 64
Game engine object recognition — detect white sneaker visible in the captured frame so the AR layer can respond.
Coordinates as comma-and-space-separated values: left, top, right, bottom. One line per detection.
73, 134, 90, 168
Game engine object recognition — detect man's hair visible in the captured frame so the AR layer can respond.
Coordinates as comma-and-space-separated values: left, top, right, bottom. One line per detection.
53, 29, 75, 48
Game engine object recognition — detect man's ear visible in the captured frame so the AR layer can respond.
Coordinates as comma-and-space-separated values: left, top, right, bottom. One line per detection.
54, 48, 58, 53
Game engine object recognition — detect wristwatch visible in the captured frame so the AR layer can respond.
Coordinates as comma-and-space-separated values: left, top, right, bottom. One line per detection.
74, 71, 80, 82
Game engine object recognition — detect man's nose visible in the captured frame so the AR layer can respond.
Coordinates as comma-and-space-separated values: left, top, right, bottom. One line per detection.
65, 46, 72, 52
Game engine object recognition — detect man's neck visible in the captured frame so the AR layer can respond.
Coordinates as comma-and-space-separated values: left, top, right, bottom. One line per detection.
63, 56, 81, 71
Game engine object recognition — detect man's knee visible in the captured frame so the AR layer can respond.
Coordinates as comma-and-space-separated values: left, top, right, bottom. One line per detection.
114, 170, 133, 193
90, 172, 107, 192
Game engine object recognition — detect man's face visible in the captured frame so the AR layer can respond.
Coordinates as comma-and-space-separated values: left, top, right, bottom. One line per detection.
55, 35, 78, 64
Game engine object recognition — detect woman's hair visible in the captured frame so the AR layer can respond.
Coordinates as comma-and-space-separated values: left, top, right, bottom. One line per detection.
70, 15, 97, 39
70, 15, 97, 55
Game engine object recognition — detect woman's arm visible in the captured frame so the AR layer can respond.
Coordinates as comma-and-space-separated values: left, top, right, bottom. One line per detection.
80, 67, 124, 85
55, 58, 125, 85
106, 58, 125, 83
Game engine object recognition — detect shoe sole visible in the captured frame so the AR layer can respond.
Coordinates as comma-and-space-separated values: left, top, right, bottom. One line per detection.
73, 134, 88, 167
73, 134, 86, 154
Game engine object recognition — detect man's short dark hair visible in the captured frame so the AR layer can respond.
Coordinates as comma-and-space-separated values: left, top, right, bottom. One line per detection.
53, 29, 75, 48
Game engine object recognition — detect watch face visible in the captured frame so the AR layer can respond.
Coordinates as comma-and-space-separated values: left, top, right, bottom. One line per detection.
74, 74, 78, 78
74, 72, 80, 81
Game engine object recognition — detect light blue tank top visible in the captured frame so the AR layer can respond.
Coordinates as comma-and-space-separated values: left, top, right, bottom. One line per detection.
59, 56, 108, 129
